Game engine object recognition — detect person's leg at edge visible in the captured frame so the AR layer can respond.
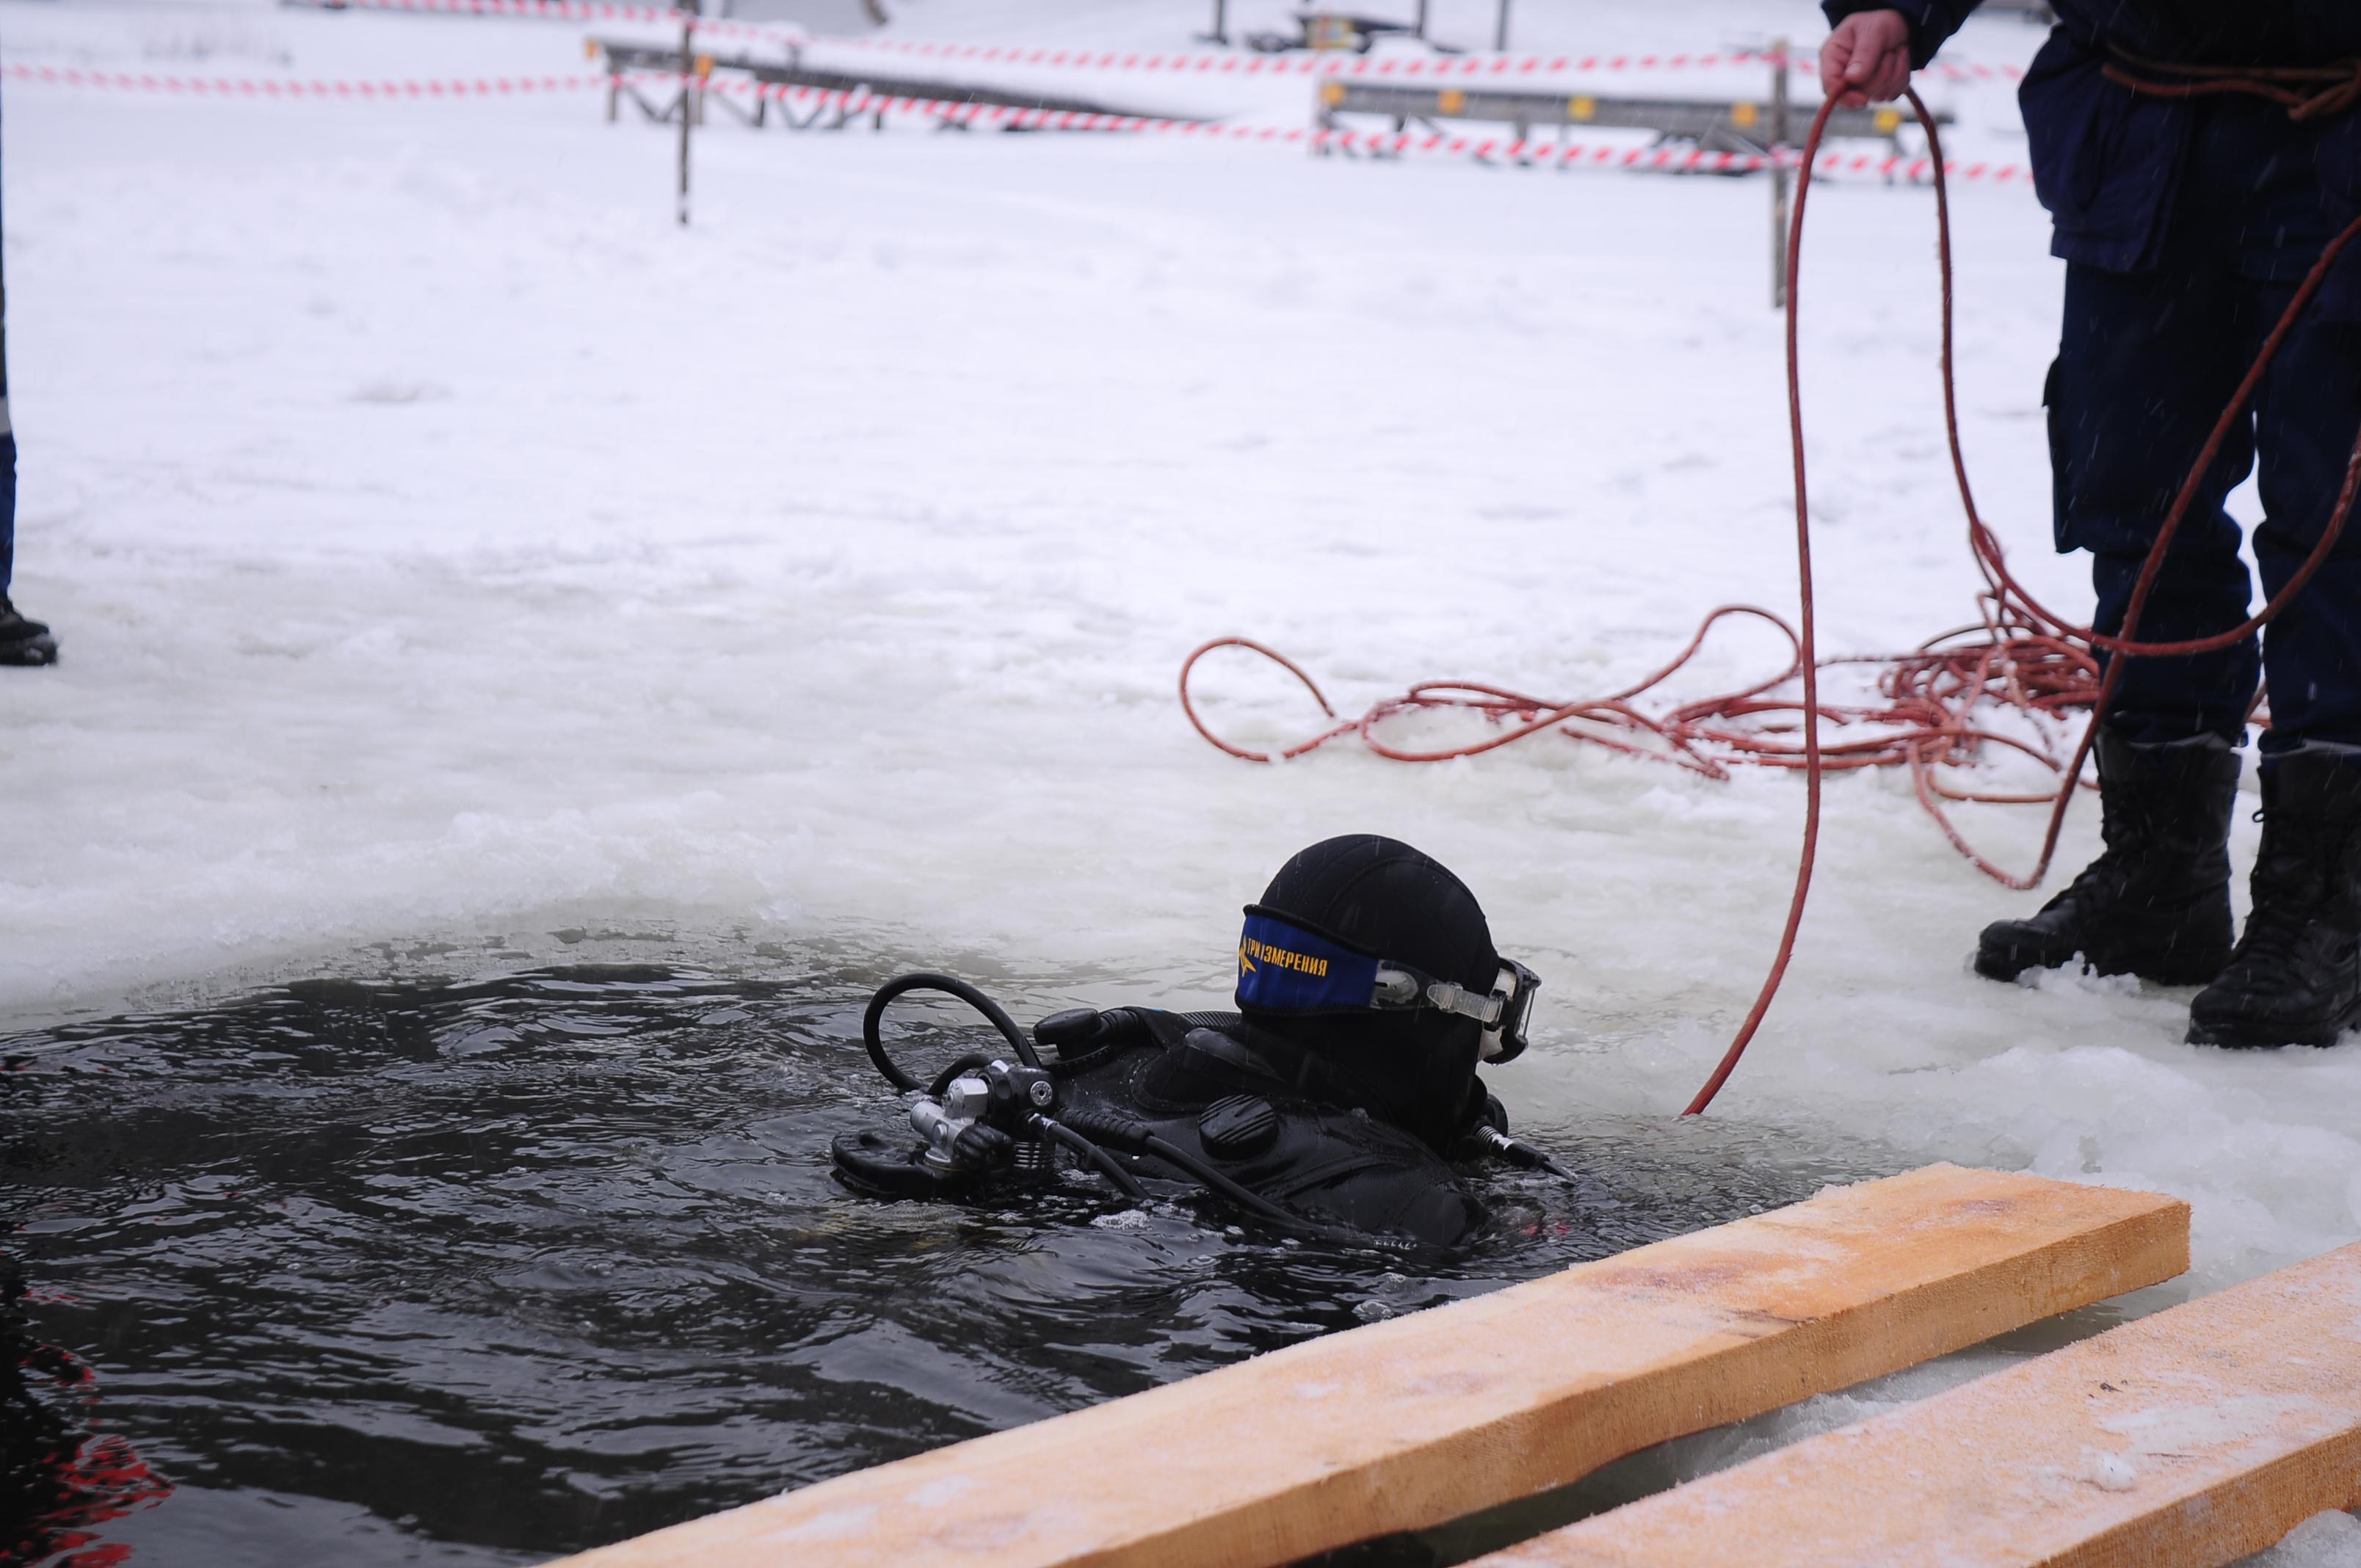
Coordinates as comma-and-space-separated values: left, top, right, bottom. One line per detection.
1973, 247, 2255, 984
2188, 305, 2361, 1047
0, 86, 55, 669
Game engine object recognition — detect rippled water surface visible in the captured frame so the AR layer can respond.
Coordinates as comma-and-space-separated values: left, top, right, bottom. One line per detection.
4, 963, 1896, 1566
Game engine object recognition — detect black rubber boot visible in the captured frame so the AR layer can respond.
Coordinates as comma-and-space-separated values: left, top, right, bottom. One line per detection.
1974, 729, 2238, 985
2187, 749, 2361, 1048
0, 595, 57, 667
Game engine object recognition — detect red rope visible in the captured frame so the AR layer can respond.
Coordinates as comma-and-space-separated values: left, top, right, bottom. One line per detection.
1178, 90, 2361, 1115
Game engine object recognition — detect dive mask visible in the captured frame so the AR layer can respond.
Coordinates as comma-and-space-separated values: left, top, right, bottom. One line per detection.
1236, 907, 1542, 1063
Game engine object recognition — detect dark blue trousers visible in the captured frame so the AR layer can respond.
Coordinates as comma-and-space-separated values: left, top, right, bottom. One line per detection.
1, 90, 12, 600
2050, 102, 2361, 755
1, 430, 15, 598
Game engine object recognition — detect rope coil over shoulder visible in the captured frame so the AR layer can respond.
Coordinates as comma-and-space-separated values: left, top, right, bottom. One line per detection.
2102, 48, 2361, 124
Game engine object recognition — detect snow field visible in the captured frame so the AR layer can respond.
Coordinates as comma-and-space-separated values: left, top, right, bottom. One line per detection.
3, 2, 2357, 1553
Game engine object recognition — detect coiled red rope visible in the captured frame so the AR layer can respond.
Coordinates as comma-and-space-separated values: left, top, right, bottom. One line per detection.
1181, 89, 2361, 1115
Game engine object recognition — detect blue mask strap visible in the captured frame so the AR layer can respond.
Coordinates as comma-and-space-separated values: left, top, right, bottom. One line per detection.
1235, 911, 1382, 1014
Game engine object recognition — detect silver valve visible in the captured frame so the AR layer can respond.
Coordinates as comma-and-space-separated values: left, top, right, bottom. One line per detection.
910, 1060, 1056, 1172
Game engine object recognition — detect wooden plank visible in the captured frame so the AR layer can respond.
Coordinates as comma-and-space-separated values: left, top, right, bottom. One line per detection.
548, 1164, 2187, 1568
1482, 1241, 2361, 1568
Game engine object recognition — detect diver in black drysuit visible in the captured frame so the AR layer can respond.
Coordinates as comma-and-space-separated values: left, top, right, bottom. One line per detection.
835, 835, 1555, 1253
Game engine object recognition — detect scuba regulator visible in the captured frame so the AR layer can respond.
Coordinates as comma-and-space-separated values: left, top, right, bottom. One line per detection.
832, 973, 1149, 1203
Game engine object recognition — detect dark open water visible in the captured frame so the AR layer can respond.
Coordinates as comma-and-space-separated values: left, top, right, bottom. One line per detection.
3, 964, 1892, 1567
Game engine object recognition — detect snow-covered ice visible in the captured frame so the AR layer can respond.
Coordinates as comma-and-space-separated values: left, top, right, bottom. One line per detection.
3, 0, 2358, 1553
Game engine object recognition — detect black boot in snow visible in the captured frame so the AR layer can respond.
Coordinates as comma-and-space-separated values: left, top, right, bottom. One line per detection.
1974, 730, 2238, 985
0, 595, 57, 667
2187, 750, 2361, 1049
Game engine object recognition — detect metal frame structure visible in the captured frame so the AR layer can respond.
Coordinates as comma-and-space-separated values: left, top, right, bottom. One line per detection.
589, 37, 1186, 128
1312, 39, 1952, 305
1313, 81, 1932, 155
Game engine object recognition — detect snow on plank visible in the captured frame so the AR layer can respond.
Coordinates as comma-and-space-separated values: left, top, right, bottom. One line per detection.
549, 1164, 2186, 1568
1487, 1240, 2361, 1568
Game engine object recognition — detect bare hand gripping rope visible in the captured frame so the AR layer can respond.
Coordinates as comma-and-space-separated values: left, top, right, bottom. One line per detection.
1183, 88, 2361, 1116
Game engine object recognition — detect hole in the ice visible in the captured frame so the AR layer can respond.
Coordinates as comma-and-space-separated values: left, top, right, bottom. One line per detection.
4, 958, 1894, 1565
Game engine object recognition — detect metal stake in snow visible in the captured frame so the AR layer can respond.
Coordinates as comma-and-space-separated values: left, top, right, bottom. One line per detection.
675, 1, 702, 226
1769, 38, 1791, 308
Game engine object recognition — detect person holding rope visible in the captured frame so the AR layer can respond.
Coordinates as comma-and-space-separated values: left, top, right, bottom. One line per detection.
1821, 4, 2361, 1047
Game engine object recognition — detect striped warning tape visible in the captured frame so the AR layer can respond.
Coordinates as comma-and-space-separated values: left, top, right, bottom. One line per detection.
277, 0, 2029, 84
693, 75, 2033, 181
283, 0, 795, 43
0, 61, 2033, 186
812, 40, 2027, 84
0, 62, 608, 95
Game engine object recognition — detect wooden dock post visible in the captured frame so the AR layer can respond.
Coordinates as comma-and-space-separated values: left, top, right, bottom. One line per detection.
548, 1165, 2186, 1568
1484, 1241, 2361, 1567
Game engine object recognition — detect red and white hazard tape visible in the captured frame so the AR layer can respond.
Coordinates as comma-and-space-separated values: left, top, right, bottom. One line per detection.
1308, 128, 2033, 183
692, 74, 2033, 183
0, 59, 2034, 186
276, 0, 2028, 84
1, 62, 607, 96
813, 40, 2027, 85
283, 0, 797, 44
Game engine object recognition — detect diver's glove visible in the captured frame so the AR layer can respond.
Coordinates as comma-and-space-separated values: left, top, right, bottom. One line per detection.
950, 1122, 1017, 1171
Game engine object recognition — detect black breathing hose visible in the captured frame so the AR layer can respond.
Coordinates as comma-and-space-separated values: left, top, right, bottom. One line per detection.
1473, 1125, 1575, 1182
1056, 1106, 1404, 1251
1034, 1115, 1149, 1201
1143, 1132, 1331, 1238
863, 971, 1040, 1093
